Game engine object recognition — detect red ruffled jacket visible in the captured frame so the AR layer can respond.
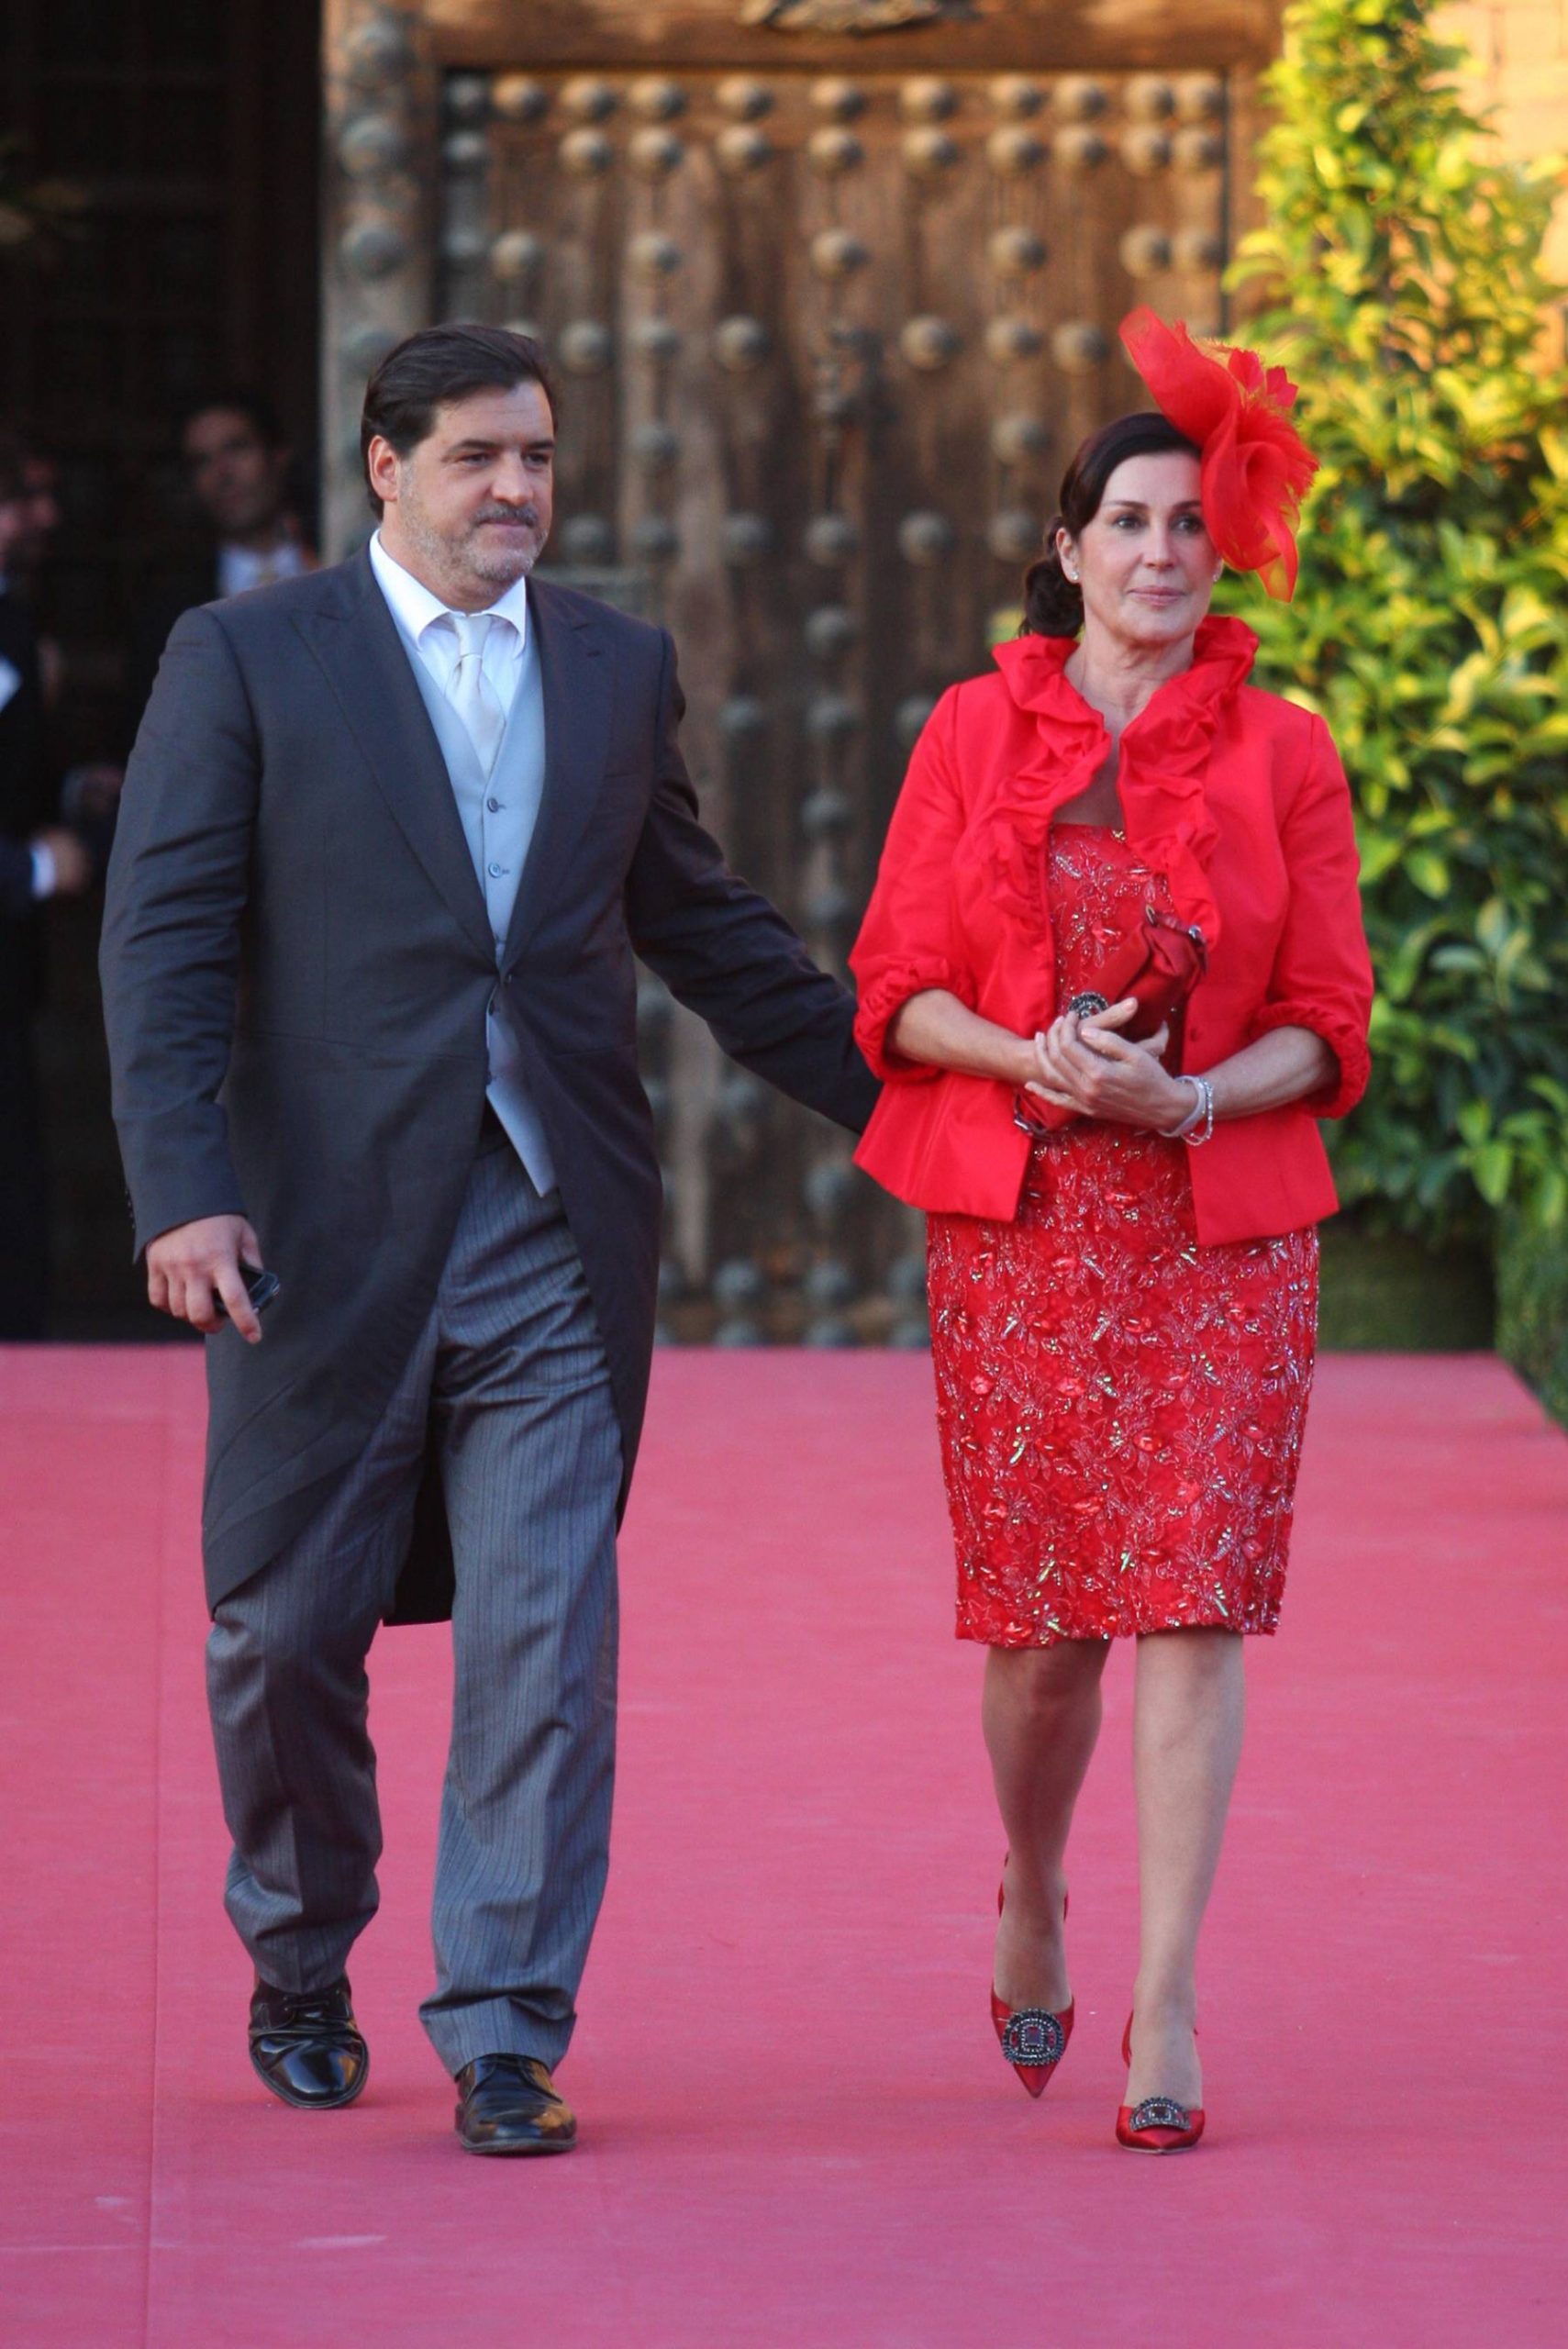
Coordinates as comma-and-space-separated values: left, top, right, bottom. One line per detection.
850, 618, 1373, 1246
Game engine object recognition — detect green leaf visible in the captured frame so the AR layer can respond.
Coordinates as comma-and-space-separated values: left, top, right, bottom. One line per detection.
1531, 1163, 1568, 1228
1471, 1141, 1515, 1206
1406, 850, 1451, 899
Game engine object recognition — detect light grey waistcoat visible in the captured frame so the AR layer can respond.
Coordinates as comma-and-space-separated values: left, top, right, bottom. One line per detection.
391, 609, 556, 1192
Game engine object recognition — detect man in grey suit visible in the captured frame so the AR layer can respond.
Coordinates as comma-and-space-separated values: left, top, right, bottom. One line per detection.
101, 325, 877, 2154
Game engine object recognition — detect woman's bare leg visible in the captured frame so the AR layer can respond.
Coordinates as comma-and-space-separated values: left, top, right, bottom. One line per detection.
1125, 1627, 1246, 2109
984, 1640, 1110, 2010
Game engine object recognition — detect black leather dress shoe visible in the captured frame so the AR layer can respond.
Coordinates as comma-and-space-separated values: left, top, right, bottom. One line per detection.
249, 1976, 369, 2110
453, 2054, 576, 2155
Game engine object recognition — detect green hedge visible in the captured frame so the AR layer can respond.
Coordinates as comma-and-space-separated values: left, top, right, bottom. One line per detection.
1228, 0, 1568, 1247
1318, 1223, 1494, 1351
1496, 1212, 1568, 1425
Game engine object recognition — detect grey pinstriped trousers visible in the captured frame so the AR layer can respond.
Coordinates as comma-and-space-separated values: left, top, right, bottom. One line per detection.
206, 1123, 623, 2075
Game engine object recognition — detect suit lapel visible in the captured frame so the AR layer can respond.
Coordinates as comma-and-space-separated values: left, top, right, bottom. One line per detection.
502, 581, 611, 970
293, 549, 494, 963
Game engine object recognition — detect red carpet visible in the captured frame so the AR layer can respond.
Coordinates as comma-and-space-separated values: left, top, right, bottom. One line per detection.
3, 1345, 1565, 2346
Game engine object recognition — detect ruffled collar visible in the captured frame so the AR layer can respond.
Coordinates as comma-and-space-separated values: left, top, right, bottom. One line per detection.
984, 616, 1257, 943
992, 613, 1256, 713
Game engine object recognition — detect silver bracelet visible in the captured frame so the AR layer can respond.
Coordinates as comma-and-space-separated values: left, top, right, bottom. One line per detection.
1159, 1074, 1215, 1145
1185, 1075, 1216, 1146
1158, 1076, 1203, 1138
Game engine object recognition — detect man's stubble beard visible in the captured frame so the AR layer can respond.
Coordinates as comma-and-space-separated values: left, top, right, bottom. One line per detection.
396, 475, 548, 601
467, 526, 545, 588
221, 491, 288, 542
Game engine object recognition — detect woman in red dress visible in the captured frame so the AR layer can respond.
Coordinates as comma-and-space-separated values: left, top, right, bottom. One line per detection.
851, 314, 1373, 2151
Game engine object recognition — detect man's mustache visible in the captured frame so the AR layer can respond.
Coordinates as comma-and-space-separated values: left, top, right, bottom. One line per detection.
471, 505, 542, 529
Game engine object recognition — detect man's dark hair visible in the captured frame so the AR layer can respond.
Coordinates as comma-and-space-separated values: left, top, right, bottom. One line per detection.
180, 389, 287, 453
1021, 410, 1201, 638
359, 323, 559, 517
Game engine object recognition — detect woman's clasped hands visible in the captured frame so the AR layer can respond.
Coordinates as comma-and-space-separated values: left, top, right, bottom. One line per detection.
1025, 997, 1191, 1131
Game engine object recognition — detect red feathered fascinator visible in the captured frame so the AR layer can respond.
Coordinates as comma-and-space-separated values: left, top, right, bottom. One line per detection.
1118, 307, 1318, 601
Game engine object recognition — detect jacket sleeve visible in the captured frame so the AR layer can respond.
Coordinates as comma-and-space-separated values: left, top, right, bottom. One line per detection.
849, 685, 973, 1083
99, 605, 257, 1253
624, 630, 879, 1135
1249, 713, 1373, 1119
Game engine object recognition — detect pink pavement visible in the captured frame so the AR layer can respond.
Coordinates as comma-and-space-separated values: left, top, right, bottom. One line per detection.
3, 1345, 1565, 2347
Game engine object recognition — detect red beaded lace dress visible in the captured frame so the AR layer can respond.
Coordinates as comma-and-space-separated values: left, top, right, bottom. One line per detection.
927, 823, 1319, 1650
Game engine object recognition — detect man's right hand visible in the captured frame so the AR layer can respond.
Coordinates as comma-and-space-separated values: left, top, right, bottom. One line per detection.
146, 1214, 265, 1341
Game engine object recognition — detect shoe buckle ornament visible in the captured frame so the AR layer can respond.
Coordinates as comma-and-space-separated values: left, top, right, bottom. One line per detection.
1129, 2095, 1189, 2131
1000, 2007, 1066, 2067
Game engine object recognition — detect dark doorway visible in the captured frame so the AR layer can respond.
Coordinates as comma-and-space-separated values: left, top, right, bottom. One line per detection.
2, 0, 322, 1332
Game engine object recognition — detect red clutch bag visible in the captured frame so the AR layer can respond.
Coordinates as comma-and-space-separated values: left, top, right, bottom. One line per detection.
1014, 905, 1208, 1135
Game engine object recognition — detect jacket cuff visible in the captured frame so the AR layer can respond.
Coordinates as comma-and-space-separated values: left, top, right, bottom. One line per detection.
116, 1108, 246, 1260
854, 959, 975, 1083
1249, 1002, 1371, 1119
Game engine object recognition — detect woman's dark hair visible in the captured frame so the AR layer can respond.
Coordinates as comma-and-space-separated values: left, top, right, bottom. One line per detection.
1020, 411, 1201, 637
360, 322, 560, 516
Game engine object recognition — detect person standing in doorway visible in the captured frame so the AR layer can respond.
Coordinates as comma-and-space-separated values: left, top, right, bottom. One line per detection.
128, 391, 318, 721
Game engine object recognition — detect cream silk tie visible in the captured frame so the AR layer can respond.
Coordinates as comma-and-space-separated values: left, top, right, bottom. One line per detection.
444, 609, 506, 776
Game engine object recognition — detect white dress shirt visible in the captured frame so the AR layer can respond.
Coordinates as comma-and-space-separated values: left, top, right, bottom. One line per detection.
217, 540, 312, 598
367, 531, 529, 706
367, 528, 557, 1195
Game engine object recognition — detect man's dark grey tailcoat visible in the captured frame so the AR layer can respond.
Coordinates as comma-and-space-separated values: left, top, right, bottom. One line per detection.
101, 549, 876, 1621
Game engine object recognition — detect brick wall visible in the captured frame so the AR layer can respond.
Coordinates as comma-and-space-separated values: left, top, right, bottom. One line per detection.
1438, 2, 1568, 279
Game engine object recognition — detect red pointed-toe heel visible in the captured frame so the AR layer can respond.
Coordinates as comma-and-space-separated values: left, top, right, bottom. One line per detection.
1116, 2011, 1205, 2152
990, 1865, 1073, 2100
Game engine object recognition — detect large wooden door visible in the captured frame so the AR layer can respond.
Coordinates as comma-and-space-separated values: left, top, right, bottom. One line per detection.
323, 2, 1276, 1343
